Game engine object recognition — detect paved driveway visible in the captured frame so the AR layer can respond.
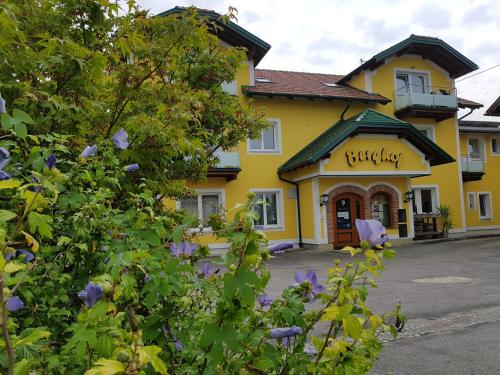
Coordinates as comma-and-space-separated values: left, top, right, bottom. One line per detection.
266, 237, 500, 374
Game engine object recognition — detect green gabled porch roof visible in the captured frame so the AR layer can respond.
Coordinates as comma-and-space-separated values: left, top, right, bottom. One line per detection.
278, 109, 454, 173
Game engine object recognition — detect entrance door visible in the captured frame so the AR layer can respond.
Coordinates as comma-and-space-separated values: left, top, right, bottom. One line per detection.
332, 193, 363, 247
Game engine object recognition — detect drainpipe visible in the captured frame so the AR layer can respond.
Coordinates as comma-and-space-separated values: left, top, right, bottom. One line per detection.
340, 100, 352, 120
458, 108, 474, 121
278, 174, 304, 248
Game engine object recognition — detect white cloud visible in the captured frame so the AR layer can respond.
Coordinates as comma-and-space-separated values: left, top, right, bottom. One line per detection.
138, 0, 500, 120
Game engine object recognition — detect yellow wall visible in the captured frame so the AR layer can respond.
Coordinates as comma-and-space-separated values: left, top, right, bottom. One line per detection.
182, 42, 498, 248
460, 132, 500, 229
346, 57, 465, 231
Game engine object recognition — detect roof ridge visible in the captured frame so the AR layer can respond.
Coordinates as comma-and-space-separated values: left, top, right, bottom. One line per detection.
360, 108, 408, 123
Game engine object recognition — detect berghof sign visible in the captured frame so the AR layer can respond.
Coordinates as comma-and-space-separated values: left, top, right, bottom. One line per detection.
345, 149, 402, 168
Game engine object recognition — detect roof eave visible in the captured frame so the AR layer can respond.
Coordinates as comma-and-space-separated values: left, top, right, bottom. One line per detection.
242, 87, 391, 105
339, 36, 479, 84
157, 7, 271, 65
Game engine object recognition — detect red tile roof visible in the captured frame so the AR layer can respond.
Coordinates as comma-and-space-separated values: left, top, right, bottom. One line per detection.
457, 97, 483, 109
242, 69, 391, 104
485, 96, 500, 116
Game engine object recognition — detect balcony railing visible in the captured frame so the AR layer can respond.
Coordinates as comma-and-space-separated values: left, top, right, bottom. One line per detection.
394, 85, 458, 120
209, 150, 241, 181
214, 151, 240, 169
461, 154, 484, 181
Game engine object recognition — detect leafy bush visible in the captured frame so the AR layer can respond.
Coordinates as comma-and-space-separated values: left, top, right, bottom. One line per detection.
0, 118, 402, 373
0, 2, 403, 374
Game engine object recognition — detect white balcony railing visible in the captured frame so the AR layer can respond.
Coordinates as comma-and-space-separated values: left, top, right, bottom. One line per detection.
395, 85, 458, 112
461, 155, 484, 174
213, 150, 240, 169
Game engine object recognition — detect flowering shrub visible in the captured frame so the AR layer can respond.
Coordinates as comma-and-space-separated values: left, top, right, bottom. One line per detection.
0, 1, 403, 373
0, 114, 403, 374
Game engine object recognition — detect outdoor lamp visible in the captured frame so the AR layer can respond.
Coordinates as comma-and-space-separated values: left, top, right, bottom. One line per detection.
320, 194, 330, 206
404, 191, 414, 203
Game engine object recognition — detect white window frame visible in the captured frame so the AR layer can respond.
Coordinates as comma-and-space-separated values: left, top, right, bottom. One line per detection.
478, 192, 493, 220
414, 124, 436, 142
412, 186, 439, 214
177, 189, 226, 230
250, 188, 284, 230
247, 119, 281, 154
467, 192, 477, 210
394, 69, 432, 95
491, 136, 500, 155
467, 136, 486, 161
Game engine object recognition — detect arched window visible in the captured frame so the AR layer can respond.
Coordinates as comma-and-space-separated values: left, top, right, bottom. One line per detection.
370, 193, 391, 228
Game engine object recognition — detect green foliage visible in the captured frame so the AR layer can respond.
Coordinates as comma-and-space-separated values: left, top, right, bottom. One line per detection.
0, 1, 403, 374
0, 0, 268, 196
437, 204, 453, 234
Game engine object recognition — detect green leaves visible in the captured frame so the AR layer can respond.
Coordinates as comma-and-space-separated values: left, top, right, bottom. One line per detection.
85, 359, 125, 375
28, 212, 53, 238
1, 109, 34, 138
0, 209, 17, 222
137, 346, 168, 374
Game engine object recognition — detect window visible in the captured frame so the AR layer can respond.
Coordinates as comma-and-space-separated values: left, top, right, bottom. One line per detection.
467, 192, 477, 210
415, 125, 435, 141
252, 191, 282, 228
468, 138, 483, 159
492, 138, 500, 154
249, 120, 280, 153
412, 188, 438, 214
179, 191, 223, 227
396, 72, 429, 95
221, 80, 237, 96
371, 193, 391, 227
478, 193, 492, 219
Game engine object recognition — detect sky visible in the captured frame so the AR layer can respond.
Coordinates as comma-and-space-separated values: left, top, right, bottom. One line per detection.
138, 0, 500, 120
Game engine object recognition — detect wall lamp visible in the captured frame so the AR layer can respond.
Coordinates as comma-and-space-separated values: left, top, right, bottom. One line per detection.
404, 191, 414, 203
320, 194, 330, 206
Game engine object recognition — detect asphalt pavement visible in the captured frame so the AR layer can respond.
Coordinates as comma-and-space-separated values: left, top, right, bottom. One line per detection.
266, 237, 500, 374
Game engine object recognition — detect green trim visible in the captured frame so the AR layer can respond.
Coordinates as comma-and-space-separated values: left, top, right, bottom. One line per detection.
339, 34, 479, 84
278, 109, 454, 173
242, 86, 391, 104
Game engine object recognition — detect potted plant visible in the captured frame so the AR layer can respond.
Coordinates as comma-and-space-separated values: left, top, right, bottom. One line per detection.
437, 204, 453, 238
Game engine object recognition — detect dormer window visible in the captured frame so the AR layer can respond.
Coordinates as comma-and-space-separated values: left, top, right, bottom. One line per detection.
396, 71, 429, 95
255, 77, 272, 83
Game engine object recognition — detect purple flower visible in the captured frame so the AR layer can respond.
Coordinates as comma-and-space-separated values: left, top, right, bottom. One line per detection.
80, 145, 97, 158
0, 95, 5, 113
270, 326, 302, 339
78, 282, 103, 307
124, 163, 139, 172
0, 147, 10, 170
112, 128, 129, 150
169, 242, 197, 257
269, 242, 294, 254
255, 225, 264, 230
355, 219, 388, 247
6, 296, 24, 312
202, 262, 213, 278
0, 170, 10, 180
295, 270, 324, 299
5, 249, 35, 263
162, 327, 183, 351
258, 293, 273, 307
45, 154, 56, 169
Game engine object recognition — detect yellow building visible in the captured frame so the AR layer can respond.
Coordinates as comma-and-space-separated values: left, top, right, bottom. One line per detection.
163, 7, 498, 250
